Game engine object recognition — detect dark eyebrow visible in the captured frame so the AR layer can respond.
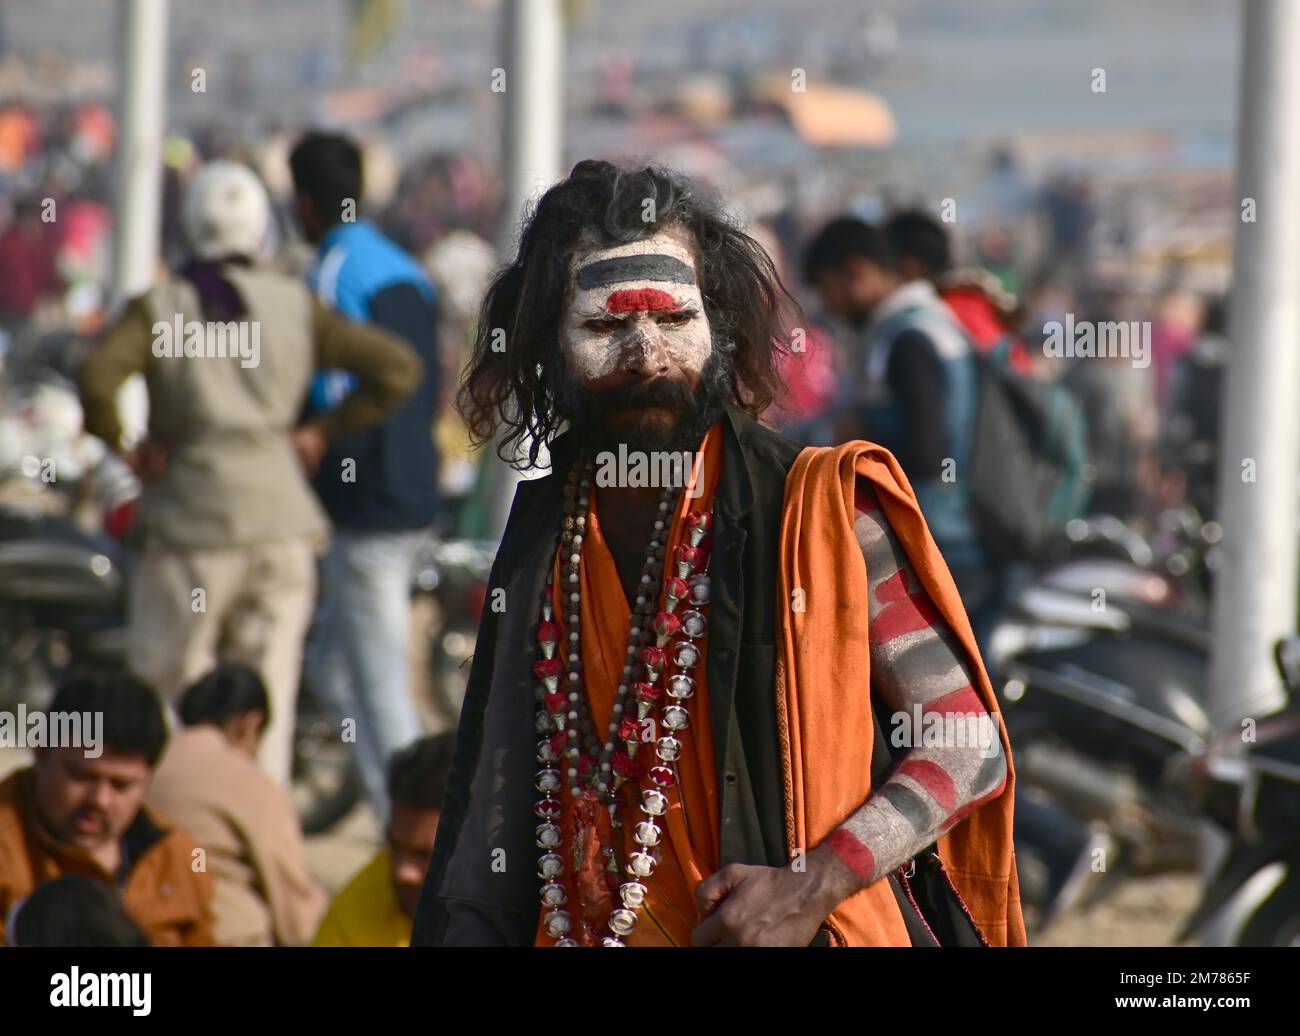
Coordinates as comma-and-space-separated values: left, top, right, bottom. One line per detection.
576, 253, 696, 289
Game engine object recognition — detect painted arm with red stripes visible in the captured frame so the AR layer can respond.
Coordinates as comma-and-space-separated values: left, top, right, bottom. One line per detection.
690, 480, 1006, 945
816, 479, 1008, 890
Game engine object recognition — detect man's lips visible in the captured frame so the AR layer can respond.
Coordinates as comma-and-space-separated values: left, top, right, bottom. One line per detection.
72, 810, 106, 834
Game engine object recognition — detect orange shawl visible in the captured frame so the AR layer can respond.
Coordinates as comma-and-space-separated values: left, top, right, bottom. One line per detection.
777, 441, 1026, 946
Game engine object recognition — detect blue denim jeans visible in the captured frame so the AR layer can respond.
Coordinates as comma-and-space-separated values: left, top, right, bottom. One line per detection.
307, 527, 428, 819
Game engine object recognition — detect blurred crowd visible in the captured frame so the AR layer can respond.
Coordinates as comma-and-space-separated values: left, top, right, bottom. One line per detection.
0, 90, 1233, 946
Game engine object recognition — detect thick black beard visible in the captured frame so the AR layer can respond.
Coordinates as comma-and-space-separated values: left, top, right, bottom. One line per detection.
551, 343, 735, 459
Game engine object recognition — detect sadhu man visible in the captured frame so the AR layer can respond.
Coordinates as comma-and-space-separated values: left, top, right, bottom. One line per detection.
413, 160, 1025, 947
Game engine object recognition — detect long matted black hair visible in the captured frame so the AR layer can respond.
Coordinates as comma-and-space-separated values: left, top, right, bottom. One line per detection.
457, 159, 796, 468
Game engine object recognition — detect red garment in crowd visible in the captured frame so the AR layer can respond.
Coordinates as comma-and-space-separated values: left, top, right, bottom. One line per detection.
941, 286, 1034, 374
0, 221, 60, 317
772, 323, 838, 424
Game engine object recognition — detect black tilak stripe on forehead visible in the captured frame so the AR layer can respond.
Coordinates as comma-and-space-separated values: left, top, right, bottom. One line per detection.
576, 253, 696, 289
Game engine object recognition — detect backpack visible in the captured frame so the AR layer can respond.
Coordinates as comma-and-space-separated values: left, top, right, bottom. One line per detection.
967, 338, 1091, 561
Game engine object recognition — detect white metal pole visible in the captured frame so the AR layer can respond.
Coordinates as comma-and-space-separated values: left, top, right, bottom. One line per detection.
111, 0, 168, 308
486, 0, 564, 535
1209, 0, 1300, 734
108, 0, 168, 448
499, 0, 564, 256
1198, 0, 1300, 913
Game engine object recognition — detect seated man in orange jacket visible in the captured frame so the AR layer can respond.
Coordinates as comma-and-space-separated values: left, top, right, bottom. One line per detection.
0, 672, 215, 946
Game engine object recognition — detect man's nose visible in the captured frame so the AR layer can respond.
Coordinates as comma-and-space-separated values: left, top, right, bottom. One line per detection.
620, 319, 669, 376
89, 781, 114, 810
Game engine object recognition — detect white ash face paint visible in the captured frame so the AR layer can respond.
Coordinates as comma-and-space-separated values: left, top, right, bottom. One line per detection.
559, 230, 713, 383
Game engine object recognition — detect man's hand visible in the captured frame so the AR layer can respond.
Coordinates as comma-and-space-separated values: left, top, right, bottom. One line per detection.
290, 423, 329, 477
690, 848, 852, 947
123, 440, 169, 484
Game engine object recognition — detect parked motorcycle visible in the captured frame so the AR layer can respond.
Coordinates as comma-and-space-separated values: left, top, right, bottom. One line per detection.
1178, 636, 1300, 946
0, 502, 128, 710
985, 510, 1216, 930
0, 326, 137, 707
413, 534, 495, 731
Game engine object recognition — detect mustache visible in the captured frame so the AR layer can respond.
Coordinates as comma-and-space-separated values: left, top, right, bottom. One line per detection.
583, 376, 697, 423
71, 806, 108, 826
546, 339, 736, 459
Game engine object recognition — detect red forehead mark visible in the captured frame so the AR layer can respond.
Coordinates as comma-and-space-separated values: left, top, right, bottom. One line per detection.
605, 288, 679, 315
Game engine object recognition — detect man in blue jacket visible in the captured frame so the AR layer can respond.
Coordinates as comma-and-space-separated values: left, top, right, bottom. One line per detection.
290, 131, 440, 819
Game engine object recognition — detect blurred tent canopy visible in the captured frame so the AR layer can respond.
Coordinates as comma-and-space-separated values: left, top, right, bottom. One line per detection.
756, 74, 896, 148
350, 0, 404, 64
349, 0, 587, 66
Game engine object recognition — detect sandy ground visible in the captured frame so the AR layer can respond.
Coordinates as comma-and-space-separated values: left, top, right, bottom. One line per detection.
1031, 873, 1201, 947
303, 803, 382, 893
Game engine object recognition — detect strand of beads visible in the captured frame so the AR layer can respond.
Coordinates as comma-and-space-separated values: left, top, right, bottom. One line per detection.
619, 509, 713, 938
534, 461, 683, 945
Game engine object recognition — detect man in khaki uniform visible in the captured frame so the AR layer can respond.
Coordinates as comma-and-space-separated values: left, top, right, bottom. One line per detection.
78, 161, 421, 782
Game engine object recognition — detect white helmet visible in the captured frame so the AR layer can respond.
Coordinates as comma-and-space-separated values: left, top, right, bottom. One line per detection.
182, 160, 272, 261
